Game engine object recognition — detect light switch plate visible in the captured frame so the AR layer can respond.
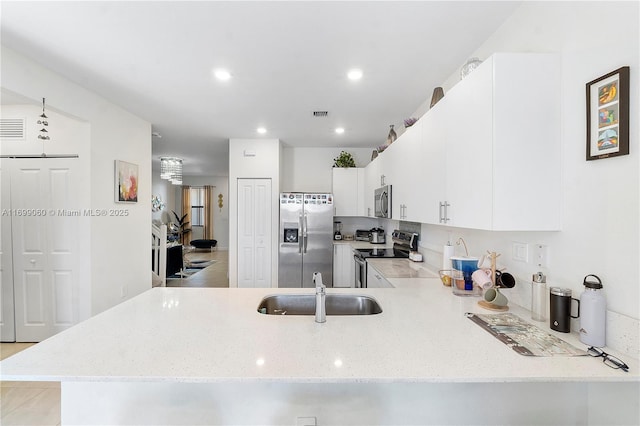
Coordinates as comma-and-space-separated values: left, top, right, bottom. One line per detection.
512, 242, 529, 263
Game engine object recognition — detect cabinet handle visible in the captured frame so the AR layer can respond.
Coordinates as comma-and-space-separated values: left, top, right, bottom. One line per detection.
439, 201, 450, 223
443, 201, 450, 223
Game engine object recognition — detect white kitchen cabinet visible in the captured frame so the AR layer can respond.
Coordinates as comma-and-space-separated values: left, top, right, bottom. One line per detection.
363, 154, 383, 217
386, 120, 424, 222
332, 243, 354, 288
366, 263, 393, 288
332, 168, 364, 216
426, 53, 562, 230
364, 145, 396, 218
420, 101, 448, 224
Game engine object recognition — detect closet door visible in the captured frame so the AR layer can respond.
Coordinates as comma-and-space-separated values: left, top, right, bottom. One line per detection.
237, 178, 271, 288
0, 161, 15, 341
11, 158, 79, 342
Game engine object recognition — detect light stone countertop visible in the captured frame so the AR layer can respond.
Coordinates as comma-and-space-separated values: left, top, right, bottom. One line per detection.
1, 283, 637, 384
366, 258, 436, 279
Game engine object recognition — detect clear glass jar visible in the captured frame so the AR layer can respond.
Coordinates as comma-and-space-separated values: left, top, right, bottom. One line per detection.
460, 57, 483, 79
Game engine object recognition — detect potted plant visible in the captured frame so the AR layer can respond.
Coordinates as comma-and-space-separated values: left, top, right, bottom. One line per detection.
333, 151, 356, 168
172, 211, 192, 245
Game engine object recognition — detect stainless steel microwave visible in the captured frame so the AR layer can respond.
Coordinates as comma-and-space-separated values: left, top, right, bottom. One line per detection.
374, 185, 391, 218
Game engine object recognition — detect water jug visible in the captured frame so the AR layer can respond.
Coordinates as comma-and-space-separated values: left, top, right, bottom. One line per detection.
579, 274, 606, 347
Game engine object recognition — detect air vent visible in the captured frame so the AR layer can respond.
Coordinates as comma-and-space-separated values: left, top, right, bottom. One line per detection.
0, 118, 26, 140
313, 111, 328, 117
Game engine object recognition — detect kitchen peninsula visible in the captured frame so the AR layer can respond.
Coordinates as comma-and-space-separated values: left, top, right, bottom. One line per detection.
2, 280, 638, 425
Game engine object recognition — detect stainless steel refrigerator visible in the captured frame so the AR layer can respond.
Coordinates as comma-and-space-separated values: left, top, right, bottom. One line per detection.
278, 192, 334, 288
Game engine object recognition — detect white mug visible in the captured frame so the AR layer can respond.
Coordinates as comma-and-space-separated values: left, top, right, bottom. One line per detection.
472, 269, 493, 290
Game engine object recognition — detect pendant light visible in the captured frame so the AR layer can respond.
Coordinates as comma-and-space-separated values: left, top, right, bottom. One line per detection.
160, 157, 183, 185
37, 98, 50, 140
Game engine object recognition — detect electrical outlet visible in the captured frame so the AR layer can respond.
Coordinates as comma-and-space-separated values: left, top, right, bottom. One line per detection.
512, 242, 529, 262
120, 285, 127, 298
296, 417, 317, 426
534, 244, 548, 268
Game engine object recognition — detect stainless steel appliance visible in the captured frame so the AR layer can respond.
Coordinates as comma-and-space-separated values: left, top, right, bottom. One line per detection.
374, 185, 392, 218
353, 230, 419, 288
279, 193, 334, 288
355, 229, 371, 241
369, 227, 385, 244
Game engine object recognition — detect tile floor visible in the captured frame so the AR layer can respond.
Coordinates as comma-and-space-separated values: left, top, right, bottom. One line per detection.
166, 248, 229, 288
1, 343, 60, 426
1, 250, 229, 424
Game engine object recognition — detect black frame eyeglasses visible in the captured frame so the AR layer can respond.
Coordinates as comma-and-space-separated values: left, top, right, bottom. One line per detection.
587, 347, 629, 372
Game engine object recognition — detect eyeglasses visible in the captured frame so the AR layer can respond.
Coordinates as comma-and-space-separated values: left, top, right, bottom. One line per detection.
587, 347, 629, 372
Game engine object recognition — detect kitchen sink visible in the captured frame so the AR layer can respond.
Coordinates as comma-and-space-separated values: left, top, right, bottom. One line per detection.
257, 294, 382, 316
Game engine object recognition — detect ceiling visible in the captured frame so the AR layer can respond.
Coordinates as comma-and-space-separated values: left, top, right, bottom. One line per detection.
1, 1, 521, 176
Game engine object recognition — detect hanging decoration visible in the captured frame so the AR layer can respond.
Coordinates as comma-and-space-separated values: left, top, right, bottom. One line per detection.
38, 97, 50, 141
160, 157, 183, 185
152, 195, 166, 212
218, 193, 224, 211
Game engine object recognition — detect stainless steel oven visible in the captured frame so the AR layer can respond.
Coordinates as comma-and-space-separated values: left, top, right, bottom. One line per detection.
354, 253, 367, 288
352, 230, 419, 288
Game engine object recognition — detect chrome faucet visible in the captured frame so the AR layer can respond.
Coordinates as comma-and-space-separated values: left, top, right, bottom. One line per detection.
313, 272, 326, 323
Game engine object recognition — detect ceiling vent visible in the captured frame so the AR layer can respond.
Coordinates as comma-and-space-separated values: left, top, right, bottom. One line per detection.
0, 118, 26, 140
313, 111, 328, 117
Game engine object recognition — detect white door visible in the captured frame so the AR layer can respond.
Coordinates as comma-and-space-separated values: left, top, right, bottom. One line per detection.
10, 158, 80, 342
0, 161, 16, 341
237, 179, 271, 288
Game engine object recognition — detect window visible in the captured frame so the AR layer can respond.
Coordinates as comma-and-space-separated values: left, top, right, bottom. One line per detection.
190, 187, 204, 227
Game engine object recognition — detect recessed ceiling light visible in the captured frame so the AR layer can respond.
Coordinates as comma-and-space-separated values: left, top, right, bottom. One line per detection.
347, 69, 363, 81
257, 127, 267, 134
214, 69, 232, 81
335, 127, 345, 134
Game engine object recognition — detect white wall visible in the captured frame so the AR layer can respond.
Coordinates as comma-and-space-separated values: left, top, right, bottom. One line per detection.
2, 46, 152, 316
151, 174, 176, 225
228, 139, 281, 287
281, 147, 373, 192
414, 1, 639, 357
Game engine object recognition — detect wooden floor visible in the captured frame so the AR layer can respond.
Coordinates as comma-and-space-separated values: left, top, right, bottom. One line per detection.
0, 250, 229, 425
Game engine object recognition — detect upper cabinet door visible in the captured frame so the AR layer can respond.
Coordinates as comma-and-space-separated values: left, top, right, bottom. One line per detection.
421, 99, 449, 225
444, 59, 494, 230
388, 121, 423, 222
364, 154, 382, 217
332, 168, 365, 216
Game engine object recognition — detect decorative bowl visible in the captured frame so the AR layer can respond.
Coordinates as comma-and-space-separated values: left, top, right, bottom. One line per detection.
438, 270, 452, 287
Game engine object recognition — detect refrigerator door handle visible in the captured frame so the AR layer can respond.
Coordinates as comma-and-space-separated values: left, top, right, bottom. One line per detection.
298, 212, 303, 254
303, 212, 308, 253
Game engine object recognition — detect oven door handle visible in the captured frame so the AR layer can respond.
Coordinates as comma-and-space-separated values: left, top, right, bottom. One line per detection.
354, 255, 366, 288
